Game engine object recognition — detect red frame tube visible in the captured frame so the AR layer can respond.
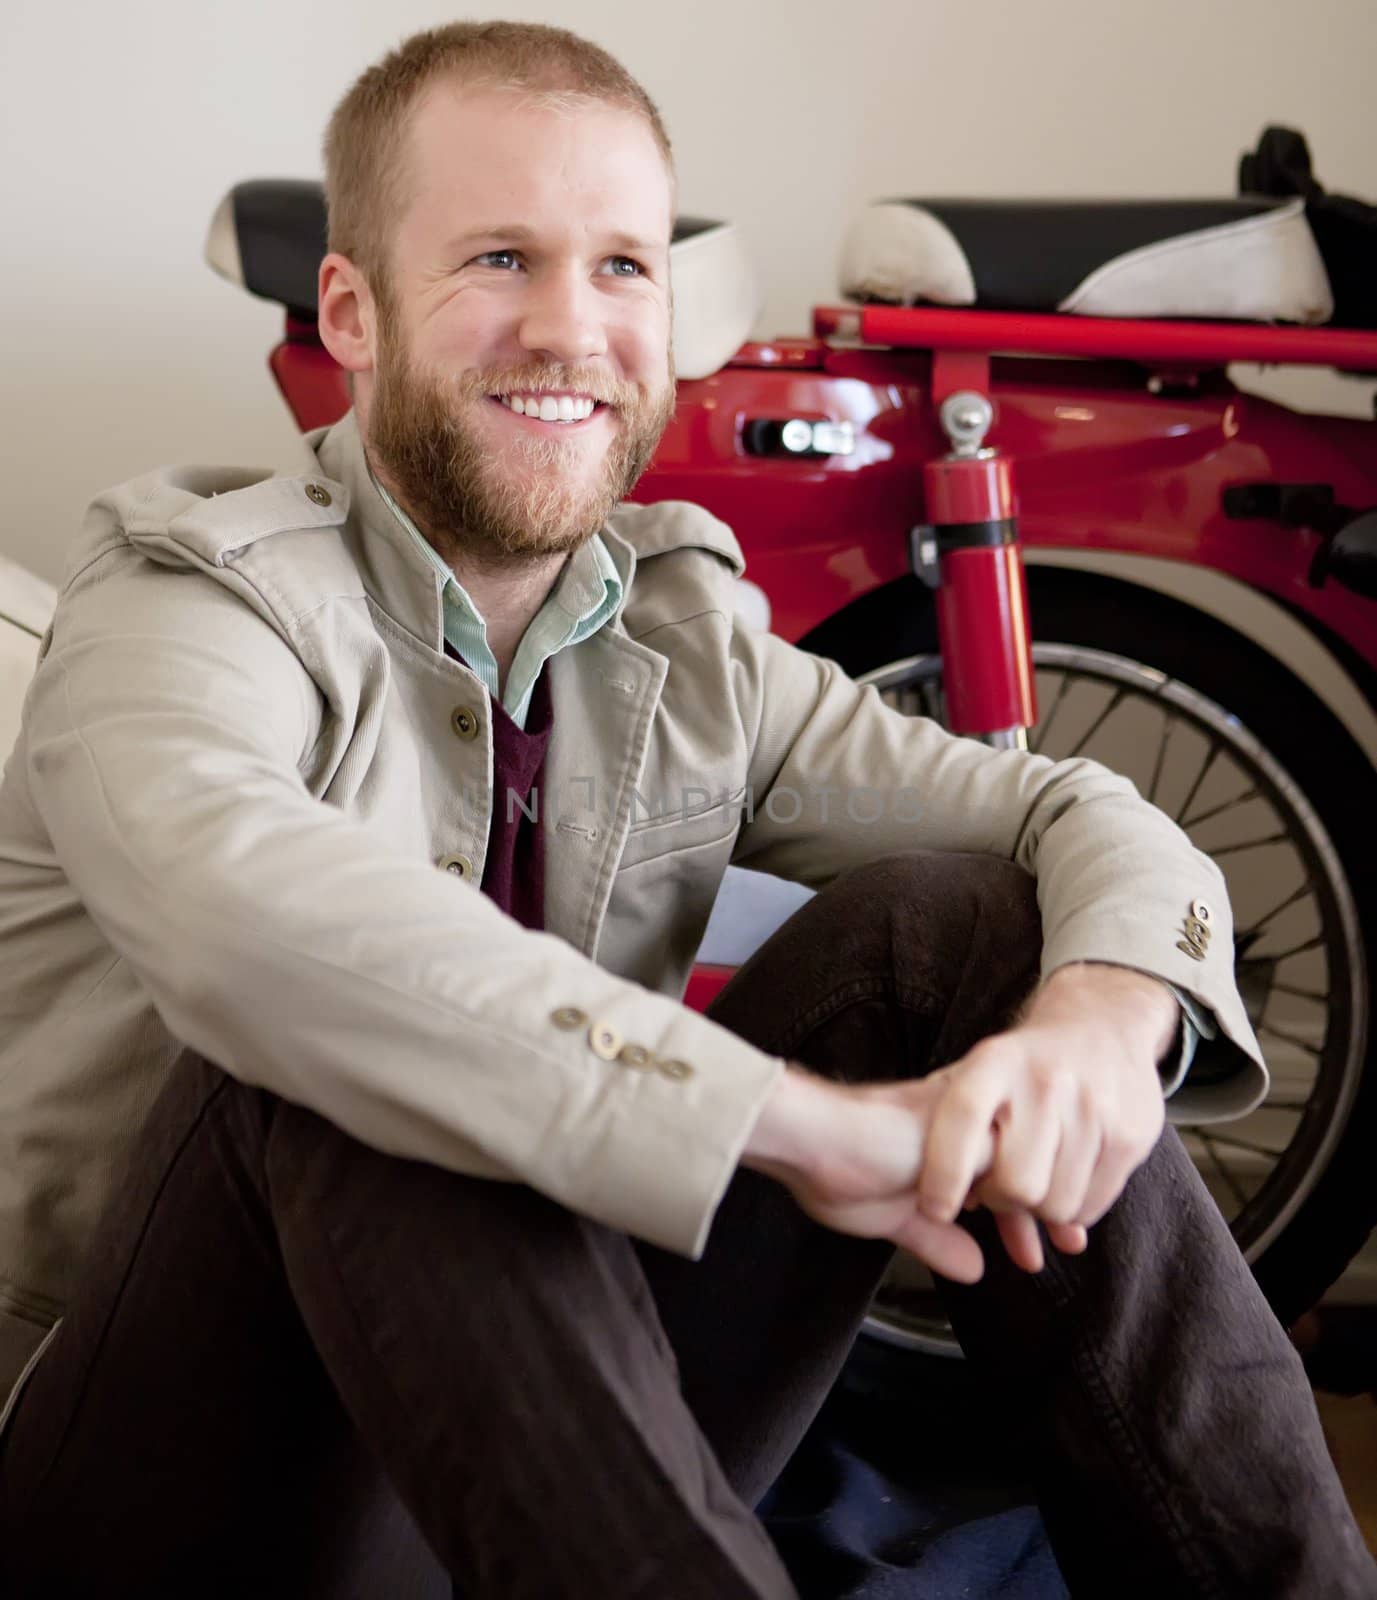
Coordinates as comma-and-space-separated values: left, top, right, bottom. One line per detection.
815, 304, 1377, 371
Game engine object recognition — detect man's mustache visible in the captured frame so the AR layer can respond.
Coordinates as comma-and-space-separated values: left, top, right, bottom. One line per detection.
442, 363, 652, 413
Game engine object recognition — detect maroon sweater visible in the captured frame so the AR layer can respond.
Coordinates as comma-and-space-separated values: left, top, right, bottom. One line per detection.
446, 643, 552, 931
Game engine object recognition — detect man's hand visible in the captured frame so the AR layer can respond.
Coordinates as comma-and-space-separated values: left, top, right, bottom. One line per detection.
740, 962, 1178, 1282
916, 963, 1176, 1236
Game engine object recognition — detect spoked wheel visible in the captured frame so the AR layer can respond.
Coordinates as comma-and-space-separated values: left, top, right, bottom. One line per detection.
819, 572, 1376, 1362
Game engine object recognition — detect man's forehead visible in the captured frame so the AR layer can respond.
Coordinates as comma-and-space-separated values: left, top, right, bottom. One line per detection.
401, 79, 673, 239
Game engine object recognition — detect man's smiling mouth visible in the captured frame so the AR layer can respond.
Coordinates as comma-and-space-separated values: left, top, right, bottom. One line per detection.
490, 391, 606, 423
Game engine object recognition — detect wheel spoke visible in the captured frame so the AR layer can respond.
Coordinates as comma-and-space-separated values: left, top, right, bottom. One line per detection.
1261, 935, 1325, 964
1179, 785, 1261, 831
1030, 672, 1074, 755
1238, 882, 1314, 941
1064, 687, 1128, 760
1201, 1130, 1288, 1162
1260, 1099, 1312, 1113
1174, 741, 1221, 827
1195, 1134, 1251, 1208
1268, 980, 1328, 1003
1208, 830, 1290, 858
1257, 1019, 1325, 1057
1146, 708, 1175, 806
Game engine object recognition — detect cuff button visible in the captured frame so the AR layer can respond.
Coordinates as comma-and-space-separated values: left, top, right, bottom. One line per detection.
550, 1006, 587, 1030
1190, 898, 1213, 924
588, 1022, 623, 1060
656, 1057, 694, 1082
617, 1043, 653, 1069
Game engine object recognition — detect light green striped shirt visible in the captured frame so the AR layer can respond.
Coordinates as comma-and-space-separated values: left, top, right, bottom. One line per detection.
374, 477, 623, 729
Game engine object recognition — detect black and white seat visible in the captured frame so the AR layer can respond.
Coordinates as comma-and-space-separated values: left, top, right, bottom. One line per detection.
204, 180, 762, 380
838, 195, 1335, 324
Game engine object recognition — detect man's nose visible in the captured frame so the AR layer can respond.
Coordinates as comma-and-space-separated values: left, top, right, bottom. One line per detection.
516, 267, 609, 365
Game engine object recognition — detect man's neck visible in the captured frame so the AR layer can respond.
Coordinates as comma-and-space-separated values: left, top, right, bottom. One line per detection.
444, 548, 567, 689
373, 467, 567, 689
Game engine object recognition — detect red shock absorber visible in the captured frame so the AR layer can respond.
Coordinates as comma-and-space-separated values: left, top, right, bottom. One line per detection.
920, 390, 1037, 744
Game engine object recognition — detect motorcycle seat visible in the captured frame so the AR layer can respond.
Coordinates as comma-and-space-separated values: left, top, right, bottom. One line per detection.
838, 196, 1334, 325
205, 180, 761, 380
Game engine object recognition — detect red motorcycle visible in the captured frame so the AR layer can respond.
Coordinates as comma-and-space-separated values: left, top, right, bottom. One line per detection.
205, 132, 1377, 1363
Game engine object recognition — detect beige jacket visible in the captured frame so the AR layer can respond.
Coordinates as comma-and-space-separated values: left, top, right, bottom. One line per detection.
0, 409, 1265, 1401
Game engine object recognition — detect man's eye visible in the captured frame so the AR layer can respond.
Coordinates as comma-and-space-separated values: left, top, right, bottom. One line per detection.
604, 256, 644, 278
474, 250, 521, 271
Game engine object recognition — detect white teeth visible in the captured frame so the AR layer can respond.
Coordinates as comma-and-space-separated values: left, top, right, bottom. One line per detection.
500, 393, 597, 422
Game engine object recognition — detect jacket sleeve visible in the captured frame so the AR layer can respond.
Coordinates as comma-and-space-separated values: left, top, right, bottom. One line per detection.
23, 554, 784, 1259
726, 621, 1266, 1122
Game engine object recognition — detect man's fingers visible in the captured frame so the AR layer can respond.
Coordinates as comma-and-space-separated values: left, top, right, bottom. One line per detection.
1041, 1108, 1103, 1225
981, 1078, 1067, 1213
914, 1055, 1005, 1223
993, 1209, 1044, 1273
1077, 1135, 1146, 1227
991, 1211, 1089, 1272
1047, 1220, 1089, 1254
889, 1208, 986, 1284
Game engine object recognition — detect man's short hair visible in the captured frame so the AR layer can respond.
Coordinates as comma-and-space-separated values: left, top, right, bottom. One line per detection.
323, 21, 675, 301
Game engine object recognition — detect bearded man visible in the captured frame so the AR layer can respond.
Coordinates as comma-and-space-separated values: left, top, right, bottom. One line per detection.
0, 20, 1369, 1600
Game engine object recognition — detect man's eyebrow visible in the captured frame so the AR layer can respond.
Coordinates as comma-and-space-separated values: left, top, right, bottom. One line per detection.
445, 224, 667, 256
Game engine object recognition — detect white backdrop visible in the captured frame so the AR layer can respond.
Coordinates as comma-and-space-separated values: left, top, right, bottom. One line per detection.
3, 0, 1375, 584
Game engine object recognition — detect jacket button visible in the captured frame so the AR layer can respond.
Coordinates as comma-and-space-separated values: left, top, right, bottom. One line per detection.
550, 1006, 587, 1030
451, 706, 480, 740
657, 1057, 694, 1082
439, 853, 472, 879
304, 482, 333, 507
617, 1043, 653, 1069
588, 1022, 623, 1060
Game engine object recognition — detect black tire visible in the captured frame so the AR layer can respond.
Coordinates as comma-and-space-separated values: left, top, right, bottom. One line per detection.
809, 567, 1377, 1337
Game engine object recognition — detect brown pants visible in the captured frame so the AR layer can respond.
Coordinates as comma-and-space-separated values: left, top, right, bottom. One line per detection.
1, 853, 1370, 1598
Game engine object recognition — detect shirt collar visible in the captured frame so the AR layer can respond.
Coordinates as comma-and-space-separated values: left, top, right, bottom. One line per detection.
368, 470, 623, 644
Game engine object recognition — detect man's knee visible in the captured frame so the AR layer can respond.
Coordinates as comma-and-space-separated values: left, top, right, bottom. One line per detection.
775, 850, 1042, 992
820, 850, 1040, 946
708, 851, 1042, 1067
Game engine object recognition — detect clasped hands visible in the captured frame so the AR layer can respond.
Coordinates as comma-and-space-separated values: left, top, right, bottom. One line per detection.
742, 962, 1179, 1283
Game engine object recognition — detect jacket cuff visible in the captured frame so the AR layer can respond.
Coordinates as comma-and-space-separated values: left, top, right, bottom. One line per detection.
1158, 982, 1219, 1097
533, 985, 790, 1258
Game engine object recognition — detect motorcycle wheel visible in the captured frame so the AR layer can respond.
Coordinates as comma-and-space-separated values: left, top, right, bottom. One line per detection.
813, 569, 1377, 1362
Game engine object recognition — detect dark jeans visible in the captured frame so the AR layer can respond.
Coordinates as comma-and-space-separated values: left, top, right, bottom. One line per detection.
0, 852, 1370, 1598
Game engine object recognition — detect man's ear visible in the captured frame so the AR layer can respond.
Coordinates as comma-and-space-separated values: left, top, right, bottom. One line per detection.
318, 253, 376, 374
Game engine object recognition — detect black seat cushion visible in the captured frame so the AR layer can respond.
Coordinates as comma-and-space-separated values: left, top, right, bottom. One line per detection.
838, 194, 1334, 324
880, 198, 1280, 311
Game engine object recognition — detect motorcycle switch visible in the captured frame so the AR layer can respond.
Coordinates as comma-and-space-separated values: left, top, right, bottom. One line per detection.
742, 418, 855, 458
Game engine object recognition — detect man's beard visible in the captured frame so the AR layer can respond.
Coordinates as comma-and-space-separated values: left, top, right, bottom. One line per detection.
366, 305, 676, 566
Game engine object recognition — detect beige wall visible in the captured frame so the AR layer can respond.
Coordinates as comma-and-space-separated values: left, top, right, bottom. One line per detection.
2, 0, 1375, 585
